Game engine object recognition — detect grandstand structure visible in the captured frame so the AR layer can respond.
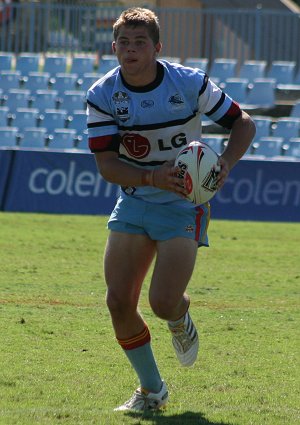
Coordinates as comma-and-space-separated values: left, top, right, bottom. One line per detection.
0, 1, 299, 159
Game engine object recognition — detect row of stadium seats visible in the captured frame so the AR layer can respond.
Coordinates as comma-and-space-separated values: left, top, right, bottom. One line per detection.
184, 58, 300, 87
0, 125, 299, 158
0, 127, 88, 151
0, 52, 117, 77
2, 77, 298, 116
0, 108, 86, 132
202, 134, 300, 160
0, 72, 97, 95
0, 89, 86, 113
1, 52, 300, 86
251, 115, 300, 141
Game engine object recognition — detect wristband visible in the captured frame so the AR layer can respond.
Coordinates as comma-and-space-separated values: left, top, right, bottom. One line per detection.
141, 169, 155, 186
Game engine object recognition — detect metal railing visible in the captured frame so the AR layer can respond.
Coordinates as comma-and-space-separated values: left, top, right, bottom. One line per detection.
0, 2, 299, 66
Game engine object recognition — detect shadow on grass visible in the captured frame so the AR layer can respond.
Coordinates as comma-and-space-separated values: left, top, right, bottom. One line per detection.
125, 410, 234, 425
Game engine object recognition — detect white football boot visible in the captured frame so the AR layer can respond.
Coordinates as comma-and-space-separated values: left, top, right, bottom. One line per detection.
114, 381, 168, 411
168, 311, 199, 367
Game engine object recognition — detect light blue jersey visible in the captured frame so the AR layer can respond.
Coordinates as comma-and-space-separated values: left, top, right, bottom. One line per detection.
87, 60, 241, 206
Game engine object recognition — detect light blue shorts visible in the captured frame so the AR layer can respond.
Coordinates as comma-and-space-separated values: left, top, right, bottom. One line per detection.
107, 195, 210, 247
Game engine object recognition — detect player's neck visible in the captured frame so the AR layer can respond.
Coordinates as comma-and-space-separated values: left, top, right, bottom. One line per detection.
121, 61, 158, 88
120, 62, 164, 92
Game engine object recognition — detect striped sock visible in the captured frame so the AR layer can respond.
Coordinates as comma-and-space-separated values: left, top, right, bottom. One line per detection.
117, 325, 162, 394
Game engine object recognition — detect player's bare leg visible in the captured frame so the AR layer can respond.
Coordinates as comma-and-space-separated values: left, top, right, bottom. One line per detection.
104, 231, 167, 409
104, 231, 155, 338
149, 237, 200, 366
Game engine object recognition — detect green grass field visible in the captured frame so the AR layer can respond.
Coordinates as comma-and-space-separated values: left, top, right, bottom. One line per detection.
0, 212, 299, 425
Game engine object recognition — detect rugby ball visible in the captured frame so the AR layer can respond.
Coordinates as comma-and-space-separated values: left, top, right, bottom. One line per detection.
175, 141, 220, 204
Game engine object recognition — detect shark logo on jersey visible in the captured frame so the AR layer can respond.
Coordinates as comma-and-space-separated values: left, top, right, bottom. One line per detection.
168, 93, 185, 110
112, 91, 130, 122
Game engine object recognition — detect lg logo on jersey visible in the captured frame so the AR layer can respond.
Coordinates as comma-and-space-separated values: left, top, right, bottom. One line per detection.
121, 132, 187, 158
122, 134, 150, 159
158, 133, 187, 151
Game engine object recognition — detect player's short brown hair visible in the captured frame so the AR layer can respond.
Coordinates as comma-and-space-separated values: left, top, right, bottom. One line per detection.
113, 7, 160, 45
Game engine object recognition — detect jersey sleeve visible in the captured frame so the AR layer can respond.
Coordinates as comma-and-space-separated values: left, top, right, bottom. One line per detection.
198, 75, 241, 129
86, 86, 120, 153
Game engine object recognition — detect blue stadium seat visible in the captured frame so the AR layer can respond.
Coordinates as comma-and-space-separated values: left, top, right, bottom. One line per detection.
294, 69, 300, 85
19, 127, 47, 149
243, 78, 276, 110
266, 61, 296, 86
222, 78, 249, 104
0, 127, 19, 147
4, 89, 31, 110
183, 57, 209, 71
209, 58, 237, 84
286, 139, 300, 158
290, 101, 300, 118
76, 129, 89, 150
48, 128, 77, 149
16, 53, 41, 75
272, 118, 300, 140
70, 55, 96, 75
201, 135, 225, 154
238, 60, 267, 83
98, 55, 119, 74
51, 73, 78, 94
11, 108, 40, 131
252, 116, 273, 140
60, 90, 86, 114
43, 54, 67, 76
0, 52, 13, 71
68, 110, 87, 132
40, 109, 68, 133
23, 72, 50, 92
31, 90, 59, 112
78, 73, 101, 92
252, 137, 284, 157
0, 107, 9, 126
0, 71, 21, 93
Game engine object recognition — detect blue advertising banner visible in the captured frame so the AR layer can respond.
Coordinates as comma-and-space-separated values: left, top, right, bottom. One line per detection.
4, 150, 119, 215
0, 149, 14, 210
211, 159, 300, 222
2, 149, 300, 222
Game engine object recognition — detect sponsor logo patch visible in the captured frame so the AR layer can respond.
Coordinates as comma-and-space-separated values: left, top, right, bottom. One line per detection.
141, 99, 154, 108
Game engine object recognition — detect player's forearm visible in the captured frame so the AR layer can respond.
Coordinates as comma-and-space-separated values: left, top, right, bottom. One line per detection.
221, 111, 256, 170
96, 155, 154, 187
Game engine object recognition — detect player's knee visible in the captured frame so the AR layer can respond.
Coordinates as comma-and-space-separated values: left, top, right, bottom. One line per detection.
149, 294, 177, 320
106, 289, 134, 317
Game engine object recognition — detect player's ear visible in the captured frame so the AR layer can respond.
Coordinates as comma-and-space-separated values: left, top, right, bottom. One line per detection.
155, 42, 162, 55
112, 41, 116, 53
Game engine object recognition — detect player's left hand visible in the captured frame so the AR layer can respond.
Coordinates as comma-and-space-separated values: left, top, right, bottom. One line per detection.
215, 156, 230, 190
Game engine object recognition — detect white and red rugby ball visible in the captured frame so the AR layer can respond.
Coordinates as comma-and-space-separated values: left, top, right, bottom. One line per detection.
175, 141, 220, 204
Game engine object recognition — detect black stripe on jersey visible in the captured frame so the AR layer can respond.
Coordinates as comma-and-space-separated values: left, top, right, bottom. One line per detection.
88, 120, 116, 128
118, 112, 197, 131
86, 99, 114, 117
198, 74, 209, 97
118, 154, 167, 167
205, 92, 226, 117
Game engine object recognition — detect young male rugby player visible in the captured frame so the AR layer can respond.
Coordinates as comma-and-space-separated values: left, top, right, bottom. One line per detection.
86, 7, 255, 411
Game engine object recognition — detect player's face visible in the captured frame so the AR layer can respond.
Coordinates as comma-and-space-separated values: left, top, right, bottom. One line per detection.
112, 25, 161, 86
